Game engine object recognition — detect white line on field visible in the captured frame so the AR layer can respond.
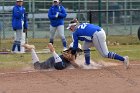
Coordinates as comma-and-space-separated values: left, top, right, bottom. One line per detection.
0, 70, 38, 75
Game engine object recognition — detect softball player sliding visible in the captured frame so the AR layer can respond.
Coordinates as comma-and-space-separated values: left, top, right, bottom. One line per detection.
11, 0, 28, 53
48, 0, 67, 51
67, 19, 129, 69
23, 43, 82, 70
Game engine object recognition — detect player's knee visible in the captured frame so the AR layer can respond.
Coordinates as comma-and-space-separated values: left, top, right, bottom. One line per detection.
34, 61, 41, 70
100, 53, 108, 58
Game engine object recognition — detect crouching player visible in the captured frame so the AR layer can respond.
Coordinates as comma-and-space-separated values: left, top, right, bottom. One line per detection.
23, 43, 82, 70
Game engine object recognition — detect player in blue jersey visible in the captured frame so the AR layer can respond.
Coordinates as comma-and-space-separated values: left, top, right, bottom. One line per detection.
11, 0, 28, 53
67, 18, 129, 69
48, 0, 67, 51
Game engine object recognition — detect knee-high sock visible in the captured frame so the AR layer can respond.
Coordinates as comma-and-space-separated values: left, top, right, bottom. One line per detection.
84, 49, 90, 65
108, 52, 125, 61
52, 52, 62, 63
49, 39, 54, 45
17, 41, 21, 51
31, 49, 39, 64
61, 38, 67, 48
12, 41, 21, 52
12, 41, 17, 51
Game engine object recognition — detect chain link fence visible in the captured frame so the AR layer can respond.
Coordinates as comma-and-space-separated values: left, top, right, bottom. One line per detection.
0, 0, 140, 51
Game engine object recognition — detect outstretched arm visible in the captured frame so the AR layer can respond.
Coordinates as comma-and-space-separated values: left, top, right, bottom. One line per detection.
69, 55, 80, 68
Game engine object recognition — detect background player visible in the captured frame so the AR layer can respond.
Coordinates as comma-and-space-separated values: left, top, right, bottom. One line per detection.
11, 0, 28, 53
48, 0, 67, 51
67, 18, 129, 69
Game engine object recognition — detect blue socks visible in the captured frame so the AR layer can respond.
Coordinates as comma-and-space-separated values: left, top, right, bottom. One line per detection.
49, 39, 54, 45
108, 52, 124, 61
62, 38, 67, 48
12, 41, 21, 52
84, 49, 90, 65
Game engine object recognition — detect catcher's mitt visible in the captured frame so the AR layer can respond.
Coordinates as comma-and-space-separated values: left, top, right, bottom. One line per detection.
62, 50, 74, 61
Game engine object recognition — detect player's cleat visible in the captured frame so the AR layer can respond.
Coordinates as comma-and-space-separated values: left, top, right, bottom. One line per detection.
11, 51, 21, 54
48, 43, 55, 52
123, 56, 129, 69
22, 44, 35, 50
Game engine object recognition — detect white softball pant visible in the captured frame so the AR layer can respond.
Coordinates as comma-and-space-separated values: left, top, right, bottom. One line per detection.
83, 29, 109, 57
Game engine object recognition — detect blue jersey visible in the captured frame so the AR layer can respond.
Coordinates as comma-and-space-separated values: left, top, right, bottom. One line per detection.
72, 23, 101, 49
12, 4, 28, 30
48, 5, 67, 27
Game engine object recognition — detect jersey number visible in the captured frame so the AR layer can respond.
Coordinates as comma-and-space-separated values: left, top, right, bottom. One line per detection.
78, 23, 88, 29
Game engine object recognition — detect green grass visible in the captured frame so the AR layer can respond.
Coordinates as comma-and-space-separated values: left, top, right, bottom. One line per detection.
90, 45, 140, 62
0, 35, 140, 70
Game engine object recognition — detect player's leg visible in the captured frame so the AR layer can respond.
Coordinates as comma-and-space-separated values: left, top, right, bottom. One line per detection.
83, 42, 93, 65
22, 44, 39, 63
57, 25, 67, 51
93, 29, 129, 68
48, 43, 66, 70
12, 30, 22, 52
49, 25, 57, 44
48, 43, 62, 63
22, 44, 42, 69
20, 31, 26, 53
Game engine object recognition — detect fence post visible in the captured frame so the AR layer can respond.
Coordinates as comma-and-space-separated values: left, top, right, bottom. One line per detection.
98, 0, 102, 27
32, 0, 35, 38
2, 0, 5, 39
0, 22, 1, 50
89, 10, 92, 23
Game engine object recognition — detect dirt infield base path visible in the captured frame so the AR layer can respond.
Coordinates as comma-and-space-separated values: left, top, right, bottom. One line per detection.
0, 61, 140, 93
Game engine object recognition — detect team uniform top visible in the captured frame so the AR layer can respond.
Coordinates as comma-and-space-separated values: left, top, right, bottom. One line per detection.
48, 5, 67, 27
72, 23, 101, 49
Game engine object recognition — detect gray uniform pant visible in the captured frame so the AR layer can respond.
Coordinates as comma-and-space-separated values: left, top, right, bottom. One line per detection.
49, 25, 67, 48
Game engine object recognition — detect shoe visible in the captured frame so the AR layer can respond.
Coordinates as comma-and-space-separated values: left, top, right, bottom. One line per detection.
11, 51, 20, 54
48, 43, 55, 52
83, 63, 93, 69
22, 44, 35, 50
123, 56, 129, 69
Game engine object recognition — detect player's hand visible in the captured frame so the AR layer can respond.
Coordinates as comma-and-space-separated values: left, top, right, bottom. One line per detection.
55, 12, 59, 18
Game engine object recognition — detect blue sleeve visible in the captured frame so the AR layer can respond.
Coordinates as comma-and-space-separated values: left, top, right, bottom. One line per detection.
13, 6, 22, 19
24, 12, 28, 29
58, 6, 67, 18
72, 33, 79, 49
48, 7, 57, 20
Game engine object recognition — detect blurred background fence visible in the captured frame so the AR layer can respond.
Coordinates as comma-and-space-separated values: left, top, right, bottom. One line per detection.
0, 0, 140, 51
